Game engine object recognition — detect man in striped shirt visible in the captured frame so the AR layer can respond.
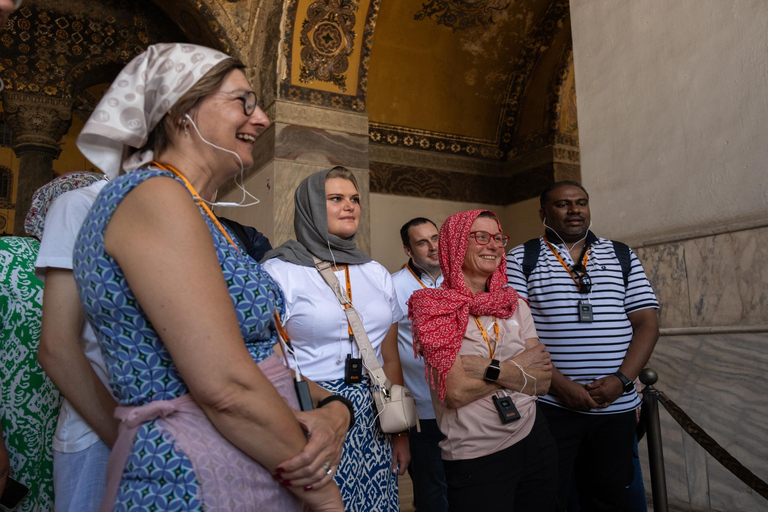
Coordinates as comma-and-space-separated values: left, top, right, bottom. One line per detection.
506, 181, 659, 512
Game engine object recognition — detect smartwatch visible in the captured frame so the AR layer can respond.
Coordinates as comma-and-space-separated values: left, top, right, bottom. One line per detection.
484, 359, 501, 382
614, 371, 634, 393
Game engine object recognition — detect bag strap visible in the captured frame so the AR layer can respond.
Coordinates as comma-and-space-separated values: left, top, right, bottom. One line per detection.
611, 240, 631, 289
312, 256, 392, 391
521, 238, 541, 278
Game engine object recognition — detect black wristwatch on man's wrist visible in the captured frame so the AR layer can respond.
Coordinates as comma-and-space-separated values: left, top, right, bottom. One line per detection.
613, 371, 634, 393
484, 359, 501, 382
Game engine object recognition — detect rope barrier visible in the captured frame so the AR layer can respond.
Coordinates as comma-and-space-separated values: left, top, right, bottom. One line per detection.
657, 391, 768, 501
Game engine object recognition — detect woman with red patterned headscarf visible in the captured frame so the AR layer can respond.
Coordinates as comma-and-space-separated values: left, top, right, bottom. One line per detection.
409, 210, 558, 512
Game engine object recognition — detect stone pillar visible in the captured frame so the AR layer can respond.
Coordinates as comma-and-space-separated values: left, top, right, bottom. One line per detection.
3, 91, 74, 235
215, 100, 371, 253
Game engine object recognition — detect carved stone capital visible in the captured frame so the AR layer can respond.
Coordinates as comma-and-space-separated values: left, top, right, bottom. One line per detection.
2, 91, 75, 158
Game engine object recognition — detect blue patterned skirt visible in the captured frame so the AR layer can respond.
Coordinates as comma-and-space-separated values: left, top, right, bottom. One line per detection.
318, 376, 399, 512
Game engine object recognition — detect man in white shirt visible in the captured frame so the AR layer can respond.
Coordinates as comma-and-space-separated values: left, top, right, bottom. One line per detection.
391, 217, 446, 512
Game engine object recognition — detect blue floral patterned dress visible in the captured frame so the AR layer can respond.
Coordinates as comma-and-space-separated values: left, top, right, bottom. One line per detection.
72, 168, 285, 511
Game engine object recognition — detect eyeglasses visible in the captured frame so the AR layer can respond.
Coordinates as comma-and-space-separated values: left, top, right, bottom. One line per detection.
577, 272, 593, 294
468, 231, 510, 247
234, 91, 258, 117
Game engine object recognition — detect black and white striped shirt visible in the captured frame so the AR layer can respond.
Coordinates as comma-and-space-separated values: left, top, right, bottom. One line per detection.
506, 236, 658, 414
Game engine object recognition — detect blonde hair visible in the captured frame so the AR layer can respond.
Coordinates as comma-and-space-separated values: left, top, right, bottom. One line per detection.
325, 166, 359, 191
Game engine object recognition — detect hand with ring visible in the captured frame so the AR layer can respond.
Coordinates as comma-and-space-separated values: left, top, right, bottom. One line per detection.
274, 407, 345, 490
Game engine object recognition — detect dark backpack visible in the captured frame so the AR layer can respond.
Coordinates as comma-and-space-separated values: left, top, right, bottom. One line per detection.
521, 237, 631, 288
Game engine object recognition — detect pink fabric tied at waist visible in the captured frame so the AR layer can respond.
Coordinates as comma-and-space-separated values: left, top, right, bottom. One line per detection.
115, 393, 193, 428
100, 353, 304, 512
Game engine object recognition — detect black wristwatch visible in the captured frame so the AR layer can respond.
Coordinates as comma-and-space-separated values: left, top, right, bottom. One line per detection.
614, 371, 634, 393
484, 359, 501, 382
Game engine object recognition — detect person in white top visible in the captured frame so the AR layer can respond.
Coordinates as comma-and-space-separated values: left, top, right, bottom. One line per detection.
391, 217, 447, 512
35, 176, 115, 512
261, 166, 409, 512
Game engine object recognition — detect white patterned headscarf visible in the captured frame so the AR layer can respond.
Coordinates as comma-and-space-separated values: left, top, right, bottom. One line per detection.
24, 171, 107, 240
77, 43, 231, 179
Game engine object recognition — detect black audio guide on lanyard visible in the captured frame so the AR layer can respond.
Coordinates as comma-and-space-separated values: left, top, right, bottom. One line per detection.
342, 265, 363, 385
545, 236, 595, 323
493, 393, 521, 424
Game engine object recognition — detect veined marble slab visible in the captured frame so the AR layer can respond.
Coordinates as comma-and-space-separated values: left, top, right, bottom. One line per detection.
638, 333, 768, 511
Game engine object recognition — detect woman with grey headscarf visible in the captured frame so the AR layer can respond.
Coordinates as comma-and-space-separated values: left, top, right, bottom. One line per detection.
262, 167, 410, 512
71, 43, 348, 511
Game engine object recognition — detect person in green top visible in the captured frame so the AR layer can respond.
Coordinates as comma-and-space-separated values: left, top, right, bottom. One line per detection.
0, 235, 60, 511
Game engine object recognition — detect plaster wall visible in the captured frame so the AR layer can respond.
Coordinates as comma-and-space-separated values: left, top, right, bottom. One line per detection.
570, 2, 768, 509
570, 0, 768, 245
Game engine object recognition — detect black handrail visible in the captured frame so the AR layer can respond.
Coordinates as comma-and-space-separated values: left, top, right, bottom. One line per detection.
639, 368, 768, 507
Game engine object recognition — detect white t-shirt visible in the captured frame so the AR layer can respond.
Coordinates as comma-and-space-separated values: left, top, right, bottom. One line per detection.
261, 258, 403, 382
391, 264, 443, 420
35, 180, 111, 453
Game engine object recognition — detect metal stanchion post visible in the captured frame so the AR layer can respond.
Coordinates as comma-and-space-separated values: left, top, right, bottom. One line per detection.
640, 368, 668, 512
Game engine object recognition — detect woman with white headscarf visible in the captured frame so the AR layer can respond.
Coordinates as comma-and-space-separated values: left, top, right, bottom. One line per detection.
72, 43, 348, 511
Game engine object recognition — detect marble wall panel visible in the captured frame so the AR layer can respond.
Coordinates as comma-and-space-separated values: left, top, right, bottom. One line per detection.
634, 242, 691, 329
274, 124, 369, 170
640, 333, 768, 511
683, 227, 768, 327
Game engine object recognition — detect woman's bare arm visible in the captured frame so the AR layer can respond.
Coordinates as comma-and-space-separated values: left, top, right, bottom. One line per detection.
38, 269, 119, 447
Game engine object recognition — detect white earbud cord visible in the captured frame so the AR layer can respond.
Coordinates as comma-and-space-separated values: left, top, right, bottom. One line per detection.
184, 114, 260, 208
543, 219, 593, 253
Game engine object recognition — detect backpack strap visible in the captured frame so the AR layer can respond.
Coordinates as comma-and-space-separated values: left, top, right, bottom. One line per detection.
521, 238, 541, 278
612, 240, 631, 288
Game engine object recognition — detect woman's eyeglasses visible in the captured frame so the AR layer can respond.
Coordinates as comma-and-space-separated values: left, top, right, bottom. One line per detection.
234, 91, 258, 116
468, 231, 510, 247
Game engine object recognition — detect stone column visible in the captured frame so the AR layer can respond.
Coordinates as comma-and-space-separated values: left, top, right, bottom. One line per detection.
3, 91, 74, 235
215, 100, 371, 253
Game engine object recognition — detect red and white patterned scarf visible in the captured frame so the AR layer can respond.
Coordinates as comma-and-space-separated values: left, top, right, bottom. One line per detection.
408, 210, 519, 401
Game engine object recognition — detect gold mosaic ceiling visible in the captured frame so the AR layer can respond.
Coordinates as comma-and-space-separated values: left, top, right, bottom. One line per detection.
366, 0, 575, 160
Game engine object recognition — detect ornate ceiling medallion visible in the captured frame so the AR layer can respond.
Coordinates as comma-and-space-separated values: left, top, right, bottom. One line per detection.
414, 0, 511, 31
299, 0, 357, 92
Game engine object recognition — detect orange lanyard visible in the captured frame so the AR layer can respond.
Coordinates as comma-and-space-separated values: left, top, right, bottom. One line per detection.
472, 315, 499, 359
151, 161, 241, 254
343, 265, 354, 338
544, 237, 587, 288
406, 265, 428, 289
273, 310, 293, 368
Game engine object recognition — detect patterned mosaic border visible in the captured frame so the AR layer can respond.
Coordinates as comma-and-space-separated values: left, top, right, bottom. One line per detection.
279, 0, 380, 112
548, 42, 574, 134
368, 122, 503, 160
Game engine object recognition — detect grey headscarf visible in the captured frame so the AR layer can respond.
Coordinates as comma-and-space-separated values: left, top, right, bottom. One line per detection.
261, 167, 371, 266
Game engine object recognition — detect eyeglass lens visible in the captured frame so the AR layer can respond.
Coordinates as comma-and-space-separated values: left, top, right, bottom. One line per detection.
470, 231, 509, 247
241, 92, 257, 116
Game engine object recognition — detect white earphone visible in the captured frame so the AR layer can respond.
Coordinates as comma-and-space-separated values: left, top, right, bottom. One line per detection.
183, 113, 260, 208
